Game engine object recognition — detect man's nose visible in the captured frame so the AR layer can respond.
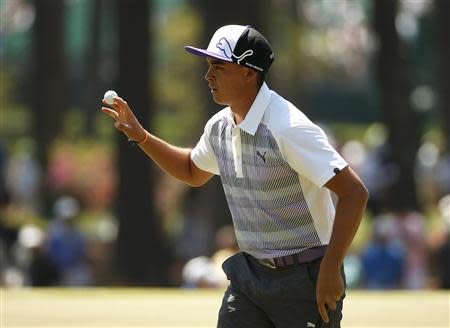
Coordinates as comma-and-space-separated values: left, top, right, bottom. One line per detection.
205, 67, 213, 81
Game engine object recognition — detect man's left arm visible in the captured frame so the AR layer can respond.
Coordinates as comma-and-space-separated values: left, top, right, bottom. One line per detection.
317, 166, 369, 323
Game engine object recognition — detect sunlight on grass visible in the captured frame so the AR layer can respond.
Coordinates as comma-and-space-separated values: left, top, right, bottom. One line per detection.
1, 288, 449, 327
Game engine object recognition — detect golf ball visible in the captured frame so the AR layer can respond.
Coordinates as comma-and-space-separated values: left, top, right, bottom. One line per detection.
103, 90, 118, 105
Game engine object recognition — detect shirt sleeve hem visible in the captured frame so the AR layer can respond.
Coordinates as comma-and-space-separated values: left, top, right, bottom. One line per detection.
191, 152, 219, 175
318, 162, 349, 188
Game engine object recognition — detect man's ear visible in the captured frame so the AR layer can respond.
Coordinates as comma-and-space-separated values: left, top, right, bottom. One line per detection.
244, 68, 258, 82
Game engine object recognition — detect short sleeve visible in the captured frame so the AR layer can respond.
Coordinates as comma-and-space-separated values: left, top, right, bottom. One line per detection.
191, 120, 220, 175
277, 123, 348, 187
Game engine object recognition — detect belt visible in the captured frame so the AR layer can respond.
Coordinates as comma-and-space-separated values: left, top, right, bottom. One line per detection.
255, 245, 328, 270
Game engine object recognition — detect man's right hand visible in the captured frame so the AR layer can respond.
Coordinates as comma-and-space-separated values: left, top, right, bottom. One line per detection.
101, 96, 146, 142
101, 95, 213, 187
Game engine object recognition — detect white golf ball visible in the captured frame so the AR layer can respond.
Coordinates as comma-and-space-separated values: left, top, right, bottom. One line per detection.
103, 90, 118, 105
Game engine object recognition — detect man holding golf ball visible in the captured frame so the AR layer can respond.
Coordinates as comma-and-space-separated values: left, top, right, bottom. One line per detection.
102, 25, 368, 328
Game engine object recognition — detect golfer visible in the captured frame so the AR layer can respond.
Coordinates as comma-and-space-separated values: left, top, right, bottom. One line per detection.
102, 25, 368, 328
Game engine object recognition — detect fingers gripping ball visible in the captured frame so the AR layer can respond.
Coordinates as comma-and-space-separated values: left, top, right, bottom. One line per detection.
103, 90, 118, 105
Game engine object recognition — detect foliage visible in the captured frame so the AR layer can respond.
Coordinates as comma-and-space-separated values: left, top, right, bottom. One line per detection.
48, 138, 116, 207
0, 71, 31, 138
152, 5, 204, 146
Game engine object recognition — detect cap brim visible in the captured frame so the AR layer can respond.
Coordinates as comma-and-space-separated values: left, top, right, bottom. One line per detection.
184, 46, 233, 62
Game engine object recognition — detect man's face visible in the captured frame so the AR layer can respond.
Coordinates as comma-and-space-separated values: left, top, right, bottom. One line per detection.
204, 58, 250, 106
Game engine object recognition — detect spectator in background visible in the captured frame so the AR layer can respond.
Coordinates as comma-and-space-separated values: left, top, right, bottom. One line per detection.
0, 144, 18, 277
45, 196, 92, 286
17, 224, 60, 286
436, 154, 450, 197
182, 256, 220, 288
389, 207, 428, 289
430, 195, 450, 289
181, 225, 239, 288
175, 189, 213, 262
211, 225, 239, 287
0, 142, 7, 189
359, 142, 397, 216
434, 234, 450, 289
5, 139, 41, 212
0, 190, 18, 269
360, 217, 404, 289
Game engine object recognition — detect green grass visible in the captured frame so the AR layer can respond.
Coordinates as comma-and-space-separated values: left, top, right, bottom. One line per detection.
1, 288, 449, 327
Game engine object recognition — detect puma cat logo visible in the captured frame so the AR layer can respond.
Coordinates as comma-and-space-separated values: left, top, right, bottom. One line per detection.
216, 38, 233, 59
256, 151, 267, 163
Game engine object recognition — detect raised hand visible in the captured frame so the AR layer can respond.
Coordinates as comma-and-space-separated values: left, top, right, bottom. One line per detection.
101, 96, 146, 142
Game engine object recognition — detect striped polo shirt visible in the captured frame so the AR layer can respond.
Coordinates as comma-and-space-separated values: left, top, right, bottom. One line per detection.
191, 83, 348, 259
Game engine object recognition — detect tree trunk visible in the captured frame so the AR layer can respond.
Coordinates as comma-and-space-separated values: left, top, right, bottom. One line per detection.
33, 0, 66, 211
373, 0, 419, 210
192, 0, 270, 38
435, 0, 450, 154
83, 0, 102, 136
116, 0, 170, 285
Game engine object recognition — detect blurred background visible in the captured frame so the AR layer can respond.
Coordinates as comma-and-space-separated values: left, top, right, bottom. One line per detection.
0, 0, 449, 291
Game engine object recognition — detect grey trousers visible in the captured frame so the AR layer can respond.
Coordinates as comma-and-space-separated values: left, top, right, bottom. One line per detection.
217, 252, 345, 328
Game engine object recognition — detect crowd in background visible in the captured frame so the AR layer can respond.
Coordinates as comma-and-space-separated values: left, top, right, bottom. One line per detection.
1, 123, 449, 290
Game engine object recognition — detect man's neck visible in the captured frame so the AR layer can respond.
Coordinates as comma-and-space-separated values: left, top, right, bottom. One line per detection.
230, 86, 260, 125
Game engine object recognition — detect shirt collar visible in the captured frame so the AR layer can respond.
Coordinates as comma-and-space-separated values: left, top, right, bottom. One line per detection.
236, 82, 272, 135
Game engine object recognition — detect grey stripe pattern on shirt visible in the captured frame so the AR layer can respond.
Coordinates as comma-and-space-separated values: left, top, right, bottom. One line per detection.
210, 118, 322, 258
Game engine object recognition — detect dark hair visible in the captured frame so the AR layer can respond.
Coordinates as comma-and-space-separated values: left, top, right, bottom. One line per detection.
256, 72, 265, 88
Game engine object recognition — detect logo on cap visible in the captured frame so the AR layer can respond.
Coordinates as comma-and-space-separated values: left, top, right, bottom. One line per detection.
216, 38, 233, 60
216, 37, 255, 66
232, 50, 254, 64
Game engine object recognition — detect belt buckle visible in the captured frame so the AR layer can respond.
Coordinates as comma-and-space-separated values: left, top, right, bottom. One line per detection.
258, 258, 277, 269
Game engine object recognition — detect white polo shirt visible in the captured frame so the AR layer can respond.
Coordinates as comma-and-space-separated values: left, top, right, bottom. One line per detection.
191, 83, 348, 258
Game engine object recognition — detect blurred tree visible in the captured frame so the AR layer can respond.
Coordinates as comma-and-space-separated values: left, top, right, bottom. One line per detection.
33, 0, 66, 210
116, 0, 170, 285
373, 0, 419, 210
270, 0, 305, 112
82, 0, 102, 135
434, 0, 450, 154
192, 0, 270, 38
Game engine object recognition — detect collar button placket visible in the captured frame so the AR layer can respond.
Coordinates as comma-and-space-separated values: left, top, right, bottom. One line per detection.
231, 127, 243, 178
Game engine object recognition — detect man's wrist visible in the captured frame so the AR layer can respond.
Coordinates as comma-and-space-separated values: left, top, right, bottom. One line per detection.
320, 252, 344, 272
128, 129, 148, 145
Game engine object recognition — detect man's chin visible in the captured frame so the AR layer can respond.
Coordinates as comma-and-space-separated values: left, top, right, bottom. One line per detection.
211, 95, 227, 106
